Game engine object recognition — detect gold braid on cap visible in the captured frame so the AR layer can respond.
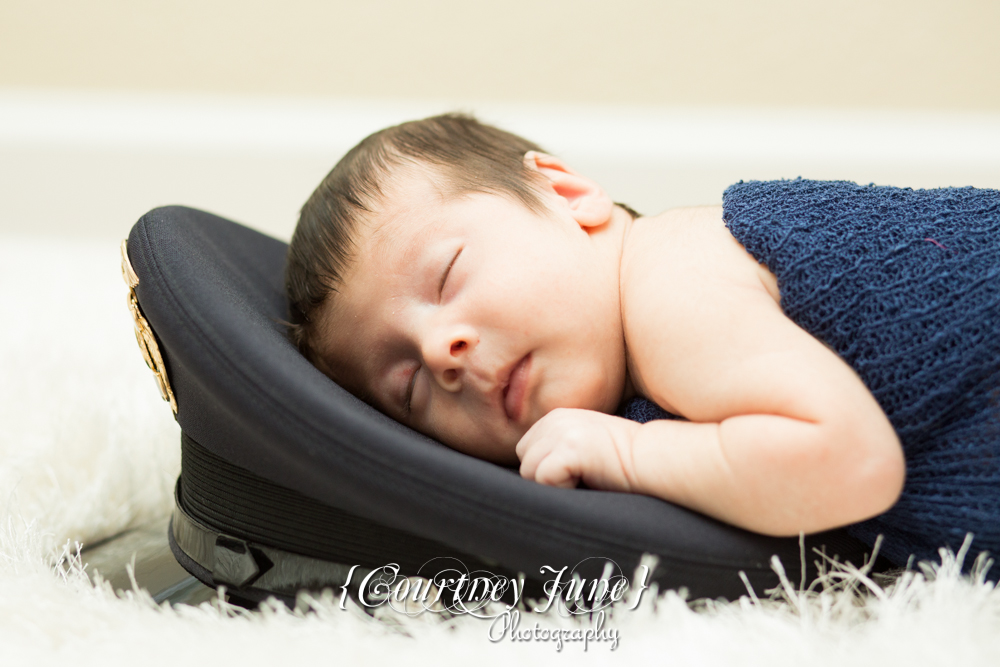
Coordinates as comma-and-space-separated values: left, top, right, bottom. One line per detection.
121, 239, 177, 414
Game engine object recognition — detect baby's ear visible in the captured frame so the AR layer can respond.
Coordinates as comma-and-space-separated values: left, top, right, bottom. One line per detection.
523, 151, 614, 228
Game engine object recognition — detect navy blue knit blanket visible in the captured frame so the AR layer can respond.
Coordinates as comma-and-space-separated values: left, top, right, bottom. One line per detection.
621, 178, 1000, 574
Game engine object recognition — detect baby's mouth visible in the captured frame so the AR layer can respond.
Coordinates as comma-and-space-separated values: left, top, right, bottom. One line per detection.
502, 354, 532, 423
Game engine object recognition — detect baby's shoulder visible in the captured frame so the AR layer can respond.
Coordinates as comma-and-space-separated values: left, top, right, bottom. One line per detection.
619, 205, 782, 414
618, 204, 899, 444
621, 205, 778, 304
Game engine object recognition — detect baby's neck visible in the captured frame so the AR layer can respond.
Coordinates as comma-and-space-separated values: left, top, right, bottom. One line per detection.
608, 205, 640, 408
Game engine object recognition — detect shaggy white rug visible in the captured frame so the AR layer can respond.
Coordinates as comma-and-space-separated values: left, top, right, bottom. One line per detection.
1, 235, 998, 666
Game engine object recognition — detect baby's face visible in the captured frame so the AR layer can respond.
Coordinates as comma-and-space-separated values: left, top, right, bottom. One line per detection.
315, 170, 627, 464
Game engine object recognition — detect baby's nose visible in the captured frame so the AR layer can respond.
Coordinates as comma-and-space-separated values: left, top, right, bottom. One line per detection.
423, 326, 477, 392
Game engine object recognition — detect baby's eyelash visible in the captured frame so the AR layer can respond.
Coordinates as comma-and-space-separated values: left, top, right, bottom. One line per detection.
439, 247, 462, 297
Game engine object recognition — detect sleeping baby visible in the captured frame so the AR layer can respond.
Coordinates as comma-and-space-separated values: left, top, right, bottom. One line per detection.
285, 114, 1000, 572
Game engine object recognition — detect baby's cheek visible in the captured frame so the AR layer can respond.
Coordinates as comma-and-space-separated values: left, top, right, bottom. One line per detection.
428, 403, 520, 465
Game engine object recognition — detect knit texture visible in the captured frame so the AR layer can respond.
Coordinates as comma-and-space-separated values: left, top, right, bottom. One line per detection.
618, 396, 679, 423
625, 179, 1000, 571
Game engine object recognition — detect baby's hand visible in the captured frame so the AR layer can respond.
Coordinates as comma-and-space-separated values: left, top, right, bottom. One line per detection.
516, 408, 641, 492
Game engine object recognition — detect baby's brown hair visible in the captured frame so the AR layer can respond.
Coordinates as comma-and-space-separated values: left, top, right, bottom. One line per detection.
285, 113, 553, 363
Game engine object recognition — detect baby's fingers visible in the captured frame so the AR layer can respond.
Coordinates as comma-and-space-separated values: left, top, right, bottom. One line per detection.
517, 427, 562, 483
517, 426, 583, 489
515, 432, 549, 482
515, 415, 558, 476
532, 448, 583, 489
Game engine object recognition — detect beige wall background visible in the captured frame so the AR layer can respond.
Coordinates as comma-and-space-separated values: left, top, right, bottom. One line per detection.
1, 0, 999, 240
2, 0, 998, 110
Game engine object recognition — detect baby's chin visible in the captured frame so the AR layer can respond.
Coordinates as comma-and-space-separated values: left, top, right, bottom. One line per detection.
536, 380, 625, 421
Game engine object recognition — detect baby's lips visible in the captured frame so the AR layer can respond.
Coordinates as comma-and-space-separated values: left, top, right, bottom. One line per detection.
503, 354, 532, 423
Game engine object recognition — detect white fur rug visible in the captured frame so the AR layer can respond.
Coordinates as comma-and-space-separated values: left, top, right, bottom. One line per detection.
2, 236, 999, 666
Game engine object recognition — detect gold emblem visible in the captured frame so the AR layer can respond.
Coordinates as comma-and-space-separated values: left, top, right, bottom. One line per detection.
121, 239, 178, 414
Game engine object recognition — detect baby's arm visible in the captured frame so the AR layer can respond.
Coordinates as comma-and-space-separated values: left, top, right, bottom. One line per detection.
518, 296, 905, 536
517, 397, 901, 536
518, 208, 905, 536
